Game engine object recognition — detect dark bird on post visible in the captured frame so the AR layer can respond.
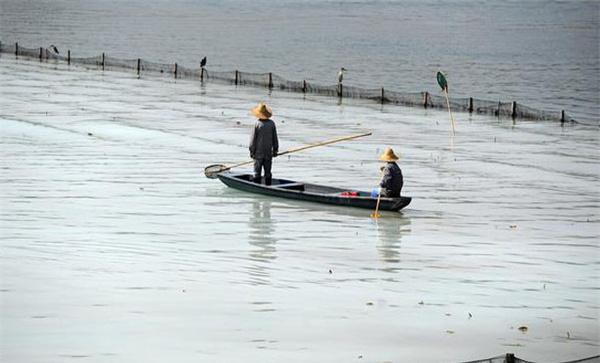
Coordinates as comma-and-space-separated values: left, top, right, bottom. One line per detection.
200, 56, 207, 68
48, 44, 59, 54
337, 67, 347, 84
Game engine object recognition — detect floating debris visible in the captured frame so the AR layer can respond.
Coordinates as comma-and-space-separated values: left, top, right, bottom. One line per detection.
446, 330, 455, 334
328, 269, 332, 274
510, 225, 517, 229
468, 312, 472, 319
87, 132, 93, 136
518, 326, 528, 333
418, 301, 424, 305
366, 302, 374, 306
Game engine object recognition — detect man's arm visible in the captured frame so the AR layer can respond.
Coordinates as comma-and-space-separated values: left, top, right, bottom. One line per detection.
249, 124, 257, 157
272, 122, 279, 156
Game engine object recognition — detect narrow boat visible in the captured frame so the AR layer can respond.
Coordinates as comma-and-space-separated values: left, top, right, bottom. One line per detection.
216, 172, 411, 212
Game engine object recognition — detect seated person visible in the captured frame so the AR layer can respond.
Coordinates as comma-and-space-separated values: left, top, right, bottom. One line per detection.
373, 147, 403, 198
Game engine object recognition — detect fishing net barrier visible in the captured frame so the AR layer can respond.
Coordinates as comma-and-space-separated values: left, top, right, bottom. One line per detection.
1, 42, 578, 124
458, 354, 599, 363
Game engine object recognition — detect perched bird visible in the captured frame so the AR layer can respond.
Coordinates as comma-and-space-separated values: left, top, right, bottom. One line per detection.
48, 44, 59, 54
337, 67, 347, 84
200, 56, 207, 68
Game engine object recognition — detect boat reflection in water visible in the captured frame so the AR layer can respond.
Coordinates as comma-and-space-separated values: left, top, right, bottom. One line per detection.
376, 215, 411, 268
247, 200, 277, 285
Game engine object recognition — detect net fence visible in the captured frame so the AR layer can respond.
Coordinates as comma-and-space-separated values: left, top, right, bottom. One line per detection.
458, 354, 600, 363
1, 42, 576, 123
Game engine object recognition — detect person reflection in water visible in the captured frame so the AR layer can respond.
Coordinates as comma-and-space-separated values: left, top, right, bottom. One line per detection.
249, 102, 279, 186
248, 200, 277, 286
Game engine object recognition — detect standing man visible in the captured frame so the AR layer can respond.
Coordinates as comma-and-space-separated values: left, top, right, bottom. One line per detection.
249, 102, 279, 185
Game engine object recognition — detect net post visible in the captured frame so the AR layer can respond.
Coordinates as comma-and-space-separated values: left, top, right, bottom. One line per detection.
337, 83, 343, 98
174, 63, 178, 78
468, 97, 473, 113
511, 101, 517, 119
561, 110, 565, 123
137, 58, 140, 75
102, 52, 105, 70
268, 72, 273, 89
303, 80, 307, 93
39, 47, 43, 61
423, 91, 429, 108
505, 353, 515, 363
235, 70, 239, 85
15, 42, 18, 57
67, 50, 71, 65
200, 67, 204, 81
381, 87, 385, 104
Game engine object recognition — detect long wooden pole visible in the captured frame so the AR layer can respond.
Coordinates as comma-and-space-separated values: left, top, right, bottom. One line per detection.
205, 131, 372, 177
370, 173, 384, 219
278, 131, 372, 156
443, 89, 456, 135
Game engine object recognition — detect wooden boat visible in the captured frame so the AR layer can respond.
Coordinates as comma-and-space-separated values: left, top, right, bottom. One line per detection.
216, 172, 411, 212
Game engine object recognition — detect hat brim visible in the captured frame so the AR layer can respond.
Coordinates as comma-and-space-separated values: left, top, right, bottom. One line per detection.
251, 106, 272, 119
379, 154, 399, 162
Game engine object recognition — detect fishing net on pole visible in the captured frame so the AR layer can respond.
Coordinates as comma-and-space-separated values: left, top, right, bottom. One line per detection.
0, 41, 577, 123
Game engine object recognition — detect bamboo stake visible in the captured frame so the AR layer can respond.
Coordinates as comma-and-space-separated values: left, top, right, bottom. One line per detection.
443, 89, 456, 136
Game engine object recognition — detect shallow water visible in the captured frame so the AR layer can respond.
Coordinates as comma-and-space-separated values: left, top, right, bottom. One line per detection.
0, 0, 598, 123
1, 56, 598, 362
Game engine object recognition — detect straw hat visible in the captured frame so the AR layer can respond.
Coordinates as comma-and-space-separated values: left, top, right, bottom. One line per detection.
250, 102, 273, 119
379, 147, 400, 162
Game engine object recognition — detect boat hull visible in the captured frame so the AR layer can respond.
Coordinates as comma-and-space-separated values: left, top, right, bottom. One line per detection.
216, 172, 411, 212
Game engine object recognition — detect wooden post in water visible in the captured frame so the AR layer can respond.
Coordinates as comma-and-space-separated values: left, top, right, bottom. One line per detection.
39, 47, 43, 61
15, 42, 18, 57
101, 52, 105, 70
235, 70, 239, 85
423, 91, 429, 108
302, 80, 307, 93
511, 101, 517, 119
67, 50, 71, 65
200, 67, 204, 81
381, 87, 385, 104
561, 110, 566, 123
174, 63, 178, 78
338, 83, 343, 98
268, 72, 273, 89
468, 97, 474, 113
137, 58, 140, 76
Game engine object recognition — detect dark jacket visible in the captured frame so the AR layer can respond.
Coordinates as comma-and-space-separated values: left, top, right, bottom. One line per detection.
249, 119, 278, 159
380, 162, 403, 197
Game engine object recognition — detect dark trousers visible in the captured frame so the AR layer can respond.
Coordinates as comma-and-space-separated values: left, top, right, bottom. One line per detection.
253, 157, 272, 185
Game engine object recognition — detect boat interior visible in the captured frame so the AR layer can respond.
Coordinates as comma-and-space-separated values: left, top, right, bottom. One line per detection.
232, 173, 371, 197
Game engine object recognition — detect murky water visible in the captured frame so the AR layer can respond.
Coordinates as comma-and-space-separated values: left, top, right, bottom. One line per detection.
0, 0, 598, 123
1, 55, 598, 362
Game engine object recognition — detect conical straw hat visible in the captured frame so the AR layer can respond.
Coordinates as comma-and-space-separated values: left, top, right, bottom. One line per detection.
250, 102, 273, 119
379, 147, 400, 162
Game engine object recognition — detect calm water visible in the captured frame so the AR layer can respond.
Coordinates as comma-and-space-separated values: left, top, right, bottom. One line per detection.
1, 54, 598, 362
0, 0, 598, 123
1, 1, 600, 362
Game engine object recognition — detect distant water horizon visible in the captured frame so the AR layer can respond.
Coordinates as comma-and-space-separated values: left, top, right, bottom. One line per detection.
1, 0, 598, 123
